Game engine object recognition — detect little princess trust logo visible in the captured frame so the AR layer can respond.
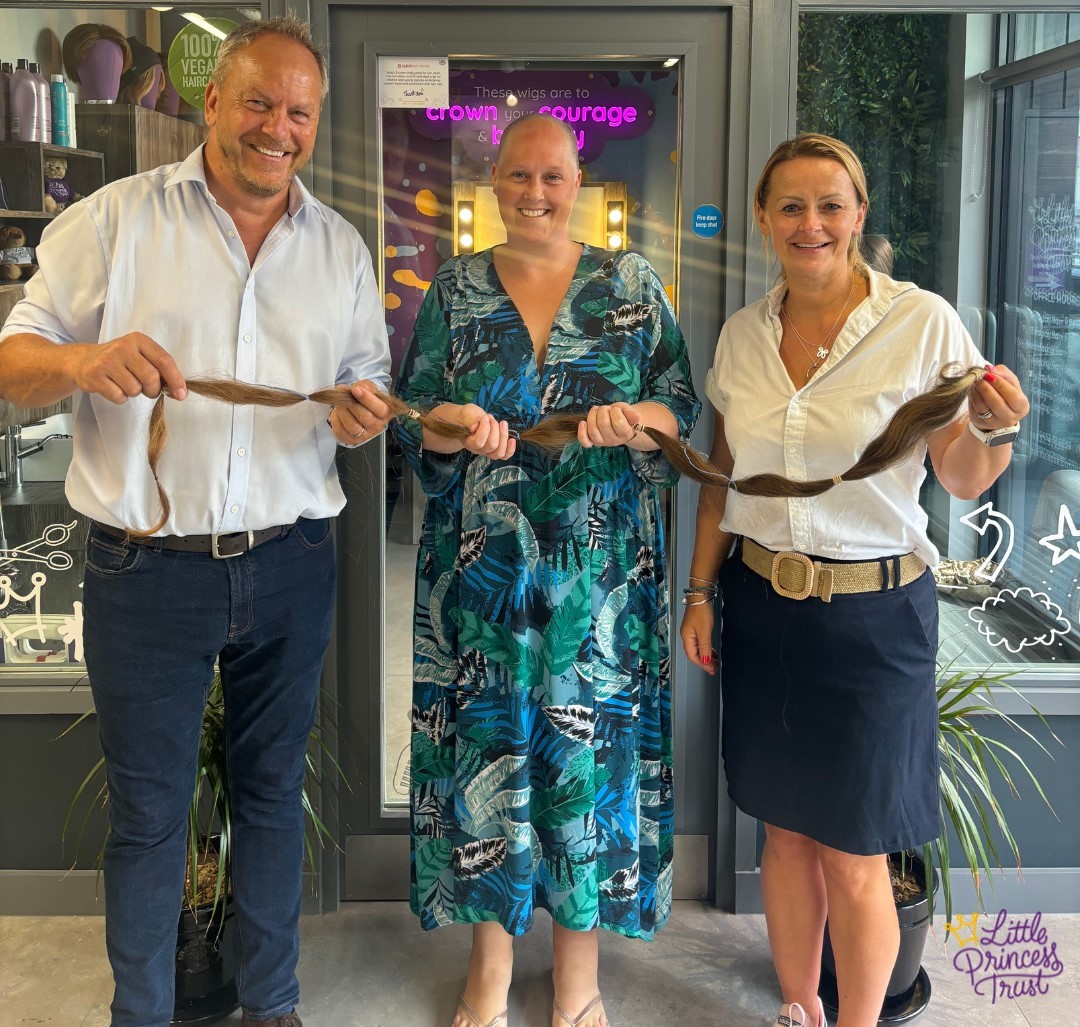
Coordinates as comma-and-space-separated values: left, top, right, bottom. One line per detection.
948, 910, 1064, 1001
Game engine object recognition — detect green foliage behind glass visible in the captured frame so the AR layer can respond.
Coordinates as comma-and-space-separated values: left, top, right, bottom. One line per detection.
797, 13, 952, 289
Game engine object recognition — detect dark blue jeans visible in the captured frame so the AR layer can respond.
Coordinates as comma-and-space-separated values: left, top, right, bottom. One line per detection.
82, 518, 336, 1027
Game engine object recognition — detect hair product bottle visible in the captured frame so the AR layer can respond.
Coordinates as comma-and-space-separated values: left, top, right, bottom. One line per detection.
0, 62, 12, 141
66, 88, 77, 148
50, 75, 69, 146
29, 63, 51, 143
9, 59, 41, 141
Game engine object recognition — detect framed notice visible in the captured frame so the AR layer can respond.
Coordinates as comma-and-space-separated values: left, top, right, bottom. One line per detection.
378, 56, 449, 108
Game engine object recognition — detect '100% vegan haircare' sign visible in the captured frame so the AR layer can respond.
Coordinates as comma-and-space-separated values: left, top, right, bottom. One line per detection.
167, 18, 238, 109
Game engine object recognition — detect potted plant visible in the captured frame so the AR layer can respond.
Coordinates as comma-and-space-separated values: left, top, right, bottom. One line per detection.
63, 672, 347, 1023
819, 660, 1058, 1023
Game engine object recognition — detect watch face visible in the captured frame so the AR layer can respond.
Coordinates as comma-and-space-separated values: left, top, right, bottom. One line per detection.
988, 429, 1019, 446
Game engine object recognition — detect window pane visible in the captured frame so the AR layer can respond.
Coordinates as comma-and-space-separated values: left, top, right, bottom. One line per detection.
798, 12, 1080, 676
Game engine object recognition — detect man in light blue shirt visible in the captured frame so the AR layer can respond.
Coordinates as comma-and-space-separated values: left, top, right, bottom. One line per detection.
0, 17, 390, 1027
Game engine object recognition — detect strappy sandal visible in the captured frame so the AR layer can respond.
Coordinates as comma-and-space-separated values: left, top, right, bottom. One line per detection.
554, 994, 606, 1026
455, 994, 508, 1027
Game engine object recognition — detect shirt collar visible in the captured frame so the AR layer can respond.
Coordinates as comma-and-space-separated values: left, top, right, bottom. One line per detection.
764, 263, 917, 320
164, 144, 326, 222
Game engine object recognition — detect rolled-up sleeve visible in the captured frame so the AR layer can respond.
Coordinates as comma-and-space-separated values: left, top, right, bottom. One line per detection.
1, 201, 108, 344
616, 254, 701, 487
392, 263, 467, 497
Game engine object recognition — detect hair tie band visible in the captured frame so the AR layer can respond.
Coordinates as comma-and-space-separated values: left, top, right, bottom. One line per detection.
832, 474, 844, 485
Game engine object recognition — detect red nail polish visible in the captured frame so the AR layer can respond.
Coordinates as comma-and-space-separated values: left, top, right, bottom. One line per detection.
984, 363, 994, 370
984, 372, 996, 382
703, 654, 710, 664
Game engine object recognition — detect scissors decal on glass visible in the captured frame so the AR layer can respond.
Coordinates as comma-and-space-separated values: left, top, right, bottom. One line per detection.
0, 520, 77, 571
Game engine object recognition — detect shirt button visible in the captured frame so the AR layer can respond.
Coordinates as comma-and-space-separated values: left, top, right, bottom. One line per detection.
788, 446, 797, 453
237, 448, 246, 457
243, 334, 252, 343
228, 230, 235, 237
230, 504, 239, 514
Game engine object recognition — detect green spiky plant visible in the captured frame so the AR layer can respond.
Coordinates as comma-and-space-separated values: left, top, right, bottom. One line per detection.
62, 672, 348, 916
924, 660, 1059, 928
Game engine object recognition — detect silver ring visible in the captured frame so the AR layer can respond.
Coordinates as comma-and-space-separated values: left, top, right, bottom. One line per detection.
351, 425, 367, 438
977, 409, 994, 420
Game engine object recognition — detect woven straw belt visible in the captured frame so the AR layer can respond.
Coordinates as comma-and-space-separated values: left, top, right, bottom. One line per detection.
741, 538, 925, 603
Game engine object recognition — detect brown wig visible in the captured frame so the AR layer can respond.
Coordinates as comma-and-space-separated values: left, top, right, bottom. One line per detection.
133, 365, 984, 537
62, 24, 132, 83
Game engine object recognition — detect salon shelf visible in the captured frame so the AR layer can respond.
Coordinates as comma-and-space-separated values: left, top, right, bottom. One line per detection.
0, 482, 68, 506
0, 209, 54, 220
0, 141, 105, 216
74, 103, 205, 183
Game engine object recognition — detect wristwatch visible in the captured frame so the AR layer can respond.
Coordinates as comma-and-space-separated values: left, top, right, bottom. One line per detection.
968, 419, 1020, 447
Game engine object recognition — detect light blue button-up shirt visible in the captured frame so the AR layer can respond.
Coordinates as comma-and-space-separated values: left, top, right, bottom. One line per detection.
1, 146, 391, 535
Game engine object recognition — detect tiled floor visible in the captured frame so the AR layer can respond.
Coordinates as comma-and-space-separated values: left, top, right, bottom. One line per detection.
3, 903, 1076, 1026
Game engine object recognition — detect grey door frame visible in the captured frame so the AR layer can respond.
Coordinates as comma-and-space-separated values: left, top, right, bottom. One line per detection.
304, 0, 749, 908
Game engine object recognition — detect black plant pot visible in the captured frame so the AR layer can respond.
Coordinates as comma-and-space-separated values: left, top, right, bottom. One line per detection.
819, 852, 938, 1024
172, 899, 242, 1024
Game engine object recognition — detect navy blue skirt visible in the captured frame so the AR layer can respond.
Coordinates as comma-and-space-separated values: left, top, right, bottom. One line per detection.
718, 543, 941, 856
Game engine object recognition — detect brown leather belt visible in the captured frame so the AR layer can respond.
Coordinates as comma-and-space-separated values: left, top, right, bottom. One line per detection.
94, 520, 294, 559
741, 537, 925, 603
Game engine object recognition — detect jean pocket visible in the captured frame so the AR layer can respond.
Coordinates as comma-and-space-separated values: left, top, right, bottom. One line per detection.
292, 517, 332, 551
85, 529, 145, 576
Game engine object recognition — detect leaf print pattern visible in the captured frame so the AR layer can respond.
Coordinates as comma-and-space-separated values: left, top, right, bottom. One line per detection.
600, 861, 639, 901
604, 301, 653, 333
452, 838, 508, 880
410, 700, 448, 744
393, 246, 700, 941
633, 545, 655, 581
455, 649, 487, 707
457, 527, 486, 569
543, 704, 595, 744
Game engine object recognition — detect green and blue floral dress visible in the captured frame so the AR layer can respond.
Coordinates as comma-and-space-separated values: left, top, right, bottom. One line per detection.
394, 245, 699, 940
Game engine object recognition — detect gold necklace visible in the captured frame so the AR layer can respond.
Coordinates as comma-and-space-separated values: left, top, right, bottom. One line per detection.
781, 275, 856, 379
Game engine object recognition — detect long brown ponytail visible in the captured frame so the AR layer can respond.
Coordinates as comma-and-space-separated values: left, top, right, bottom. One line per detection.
133, 365, 985, 536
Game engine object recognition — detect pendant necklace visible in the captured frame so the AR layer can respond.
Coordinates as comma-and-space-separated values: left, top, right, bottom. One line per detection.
781, 275, 856, 379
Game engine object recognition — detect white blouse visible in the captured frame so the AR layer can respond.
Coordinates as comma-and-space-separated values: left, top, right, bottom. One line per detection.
704, 268, 984, 565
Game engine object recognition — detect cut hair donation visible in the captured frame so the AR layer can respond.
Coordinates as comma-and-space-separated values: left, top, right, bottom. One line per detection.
134, 365, 986, 537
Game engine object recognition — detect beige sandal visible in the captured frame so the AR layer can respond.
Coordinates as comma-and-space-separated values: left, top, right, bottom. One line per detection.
455, 994, 508, 1027
554, 995, 605, 1026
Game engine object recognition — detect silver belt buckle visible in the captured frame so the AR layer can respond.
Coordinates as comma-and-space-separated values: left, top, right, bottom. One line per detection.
211, 530, 254, 559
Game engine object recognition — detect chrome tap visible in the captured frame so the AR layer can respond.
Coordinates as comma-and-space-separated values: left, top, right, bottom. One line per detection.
0, 421, 73, 489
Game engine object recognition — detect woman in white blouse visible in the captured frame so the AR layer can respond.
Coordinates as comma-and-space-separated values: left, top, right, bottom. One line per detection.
680, 134, 1029, 1027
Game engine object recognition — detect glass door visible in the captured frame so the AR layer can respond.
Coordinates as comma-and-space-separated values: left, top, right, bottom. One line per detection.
381, 57, 685, 812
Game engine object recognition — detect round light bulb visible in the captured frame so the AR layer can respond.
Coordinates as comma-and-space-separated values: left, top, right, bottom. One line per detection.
458, 206, 473, 223
459, 233, 474, 249
608, 233, 623, 248
506, 94, 519, 107
608, 208, 623, 224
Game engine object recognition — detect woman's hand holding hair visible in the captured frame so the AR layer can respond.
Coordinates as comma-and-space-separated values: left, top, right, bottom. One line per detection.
970, 363, 1030, 429
423, 402, 517, 459
577, 401, 676, 451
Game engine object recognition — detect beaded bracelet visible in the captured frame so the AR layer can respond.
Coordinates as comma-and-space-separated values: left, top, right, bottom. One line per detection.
681, 584, 718, 606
